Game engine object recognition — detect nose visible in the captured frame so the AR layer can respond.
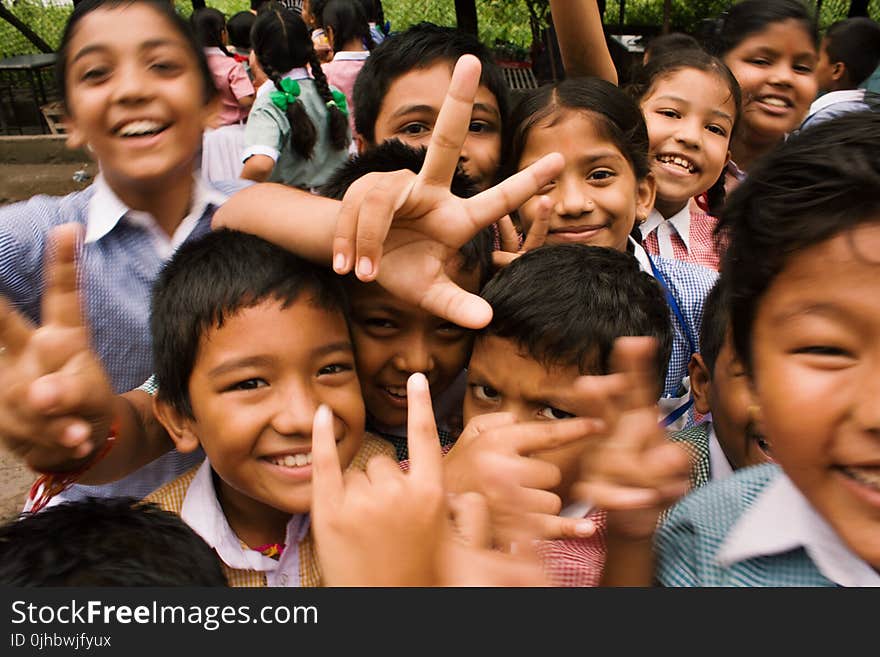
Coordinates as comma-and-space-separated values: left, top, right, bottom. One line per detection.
767, 61, 794, 87
271, 381, 318, 437
852, 364, 880, 435
391, 332, 436, 376
111, 60, 155, 105
674, 117, 702, 149
554, 177, 593, 218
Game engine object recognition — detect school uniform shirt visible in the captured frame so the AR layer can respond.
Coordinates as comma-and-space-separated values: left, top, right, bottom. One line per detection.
668, 421, 731, 488
145, 433, 395, 587
640, 199, 721, 271
322, 51, 370, 140
203, 47, 254, 126
655, 462, 880, 587
242, 67, 351, 190
799, 88, 875, 132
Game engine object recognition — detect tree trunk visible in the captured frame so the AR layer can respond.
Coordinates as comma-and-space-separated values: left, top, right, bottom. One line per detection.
0, 4, 53, 53
849, 0, 870, 17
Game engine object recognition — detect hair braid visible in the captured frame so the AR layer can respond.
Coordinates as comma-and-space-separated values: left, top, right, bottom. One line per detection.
705, 172, 727, 217
308, 50, 350, 151
263, 60, 317, 160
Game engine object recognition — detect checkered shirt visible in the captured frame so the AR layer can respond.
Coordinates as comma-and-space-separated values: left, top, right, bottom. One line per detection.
641, 200, 722, 271
145, 433, 395, 587
655, 463, 839, 586
668, 422, 712, 490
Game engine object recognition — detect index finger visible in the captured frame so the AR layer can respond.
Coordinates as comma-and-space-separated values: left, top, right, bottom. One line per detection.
310, 404, 345, 508
506, 417, 606, 456
610, 337, 660, 410
405, 372, 443, 483
419, 55, 481, 189
42, 224, 84, 329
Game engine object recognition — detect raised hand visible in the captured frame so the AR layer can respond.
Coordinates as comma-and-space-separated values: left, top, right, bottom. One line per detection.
490, 200, 551, 270
0, 224, 115, 473
331, 54, 562, 328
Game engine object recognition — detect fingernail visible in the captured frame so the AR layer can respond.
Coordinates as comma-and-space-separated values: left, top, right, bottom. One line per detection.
408, 372, 428, 391
315, 404, 332, 424
575, 520, 595, 536
61, 423, 89, 446
356, 257, 373, 278
333, 252, 346, 273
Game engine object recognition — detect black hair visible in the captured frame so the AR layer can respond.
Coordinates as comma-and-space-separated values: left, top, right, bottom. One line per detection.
192, 7, 234, 57
322, 0, 374, 51
151, 229, 349, 418
319, 139, 493, 287
251, 0, 270, 11
251, 7, 349, 158
823, 18, 880, 88
643, 32, 700, 63
0, 498, 227, 586
56, 0, 217, 111
720, 111, 880, 372
703, 0, 818, 58
352, 22, 510, 147
227, 10, 255, 50
504, 77, 651, 183
698, 278, 729, 378
356, 0, 386, 34
629, 49, 742, 216
480, 244, 673, 391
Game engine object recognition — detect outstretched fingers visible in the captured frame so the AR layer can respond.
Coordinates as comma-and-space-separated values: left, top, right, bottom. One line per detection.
404, 373, 443, 484
42, 224, 84, 329
310, 404, 345, 510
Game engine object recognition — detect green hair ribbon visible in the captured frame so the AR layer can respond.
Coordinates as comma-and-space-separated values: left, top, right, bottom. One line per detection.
326, 89, 349, 117
270, 78, 301, 111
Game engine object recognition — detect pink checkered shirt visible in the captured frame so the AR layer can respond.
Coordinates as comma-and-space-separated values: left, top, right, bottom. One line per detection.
535, 509, 607, 587
640, 198, 721, 272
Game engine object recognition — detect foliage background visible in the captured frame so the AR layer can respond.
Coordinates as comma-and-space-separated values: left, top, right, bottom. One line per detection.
2, 0, 879, 57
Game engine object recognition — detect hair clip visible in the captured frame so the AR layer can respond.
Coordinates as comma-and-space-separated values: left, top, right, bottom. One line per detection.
326, 89, 349, 117
270, 78, 302, 112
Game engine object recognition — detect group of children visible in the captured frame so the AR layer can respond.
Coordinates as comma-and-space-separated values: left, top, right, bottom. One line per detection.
0, 0, 878, 587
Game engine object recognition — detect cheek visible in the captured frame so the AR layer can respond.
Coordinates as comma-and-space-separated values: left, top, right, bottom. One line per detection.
432, 340, 470, 377
352, 335, 391, 381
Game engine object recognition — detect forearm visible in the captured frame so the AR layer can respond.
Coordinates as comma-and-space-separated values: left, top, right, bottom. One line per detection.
549, 0, 617, 84
600, 533, 655, 587
212, 182, 341, 264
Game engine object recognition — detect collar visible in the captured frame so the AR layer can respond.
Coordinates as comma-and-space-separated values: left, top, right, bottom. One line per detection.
85, 174, 227, 247
717, 471, 880, 586
203, 47, 228, 57
639, 204, 692, 252
256, 67, 311, 98
629, 235, 654, 275
181, 459, 310, 577
332, 50, 370, 61
707, 424, 734, 481
726, 160, 747, 183
808, 88, 866, 116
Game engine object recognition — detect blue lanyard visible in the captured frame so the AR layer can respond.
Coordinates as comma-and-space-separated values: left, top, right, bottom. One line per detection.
646, 252, 697, 427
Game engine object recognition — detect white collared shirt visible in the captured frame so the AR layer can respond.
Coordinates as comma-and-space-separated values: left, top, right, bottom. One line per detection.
717, 472, 880, 587
807, 88, 866, 118
180, 460, 310, 587
332, 50, 370, 61
639, 205, 691, 260
255, 67, 311, 99
85, 174, 227, 260
707, 424, 734, 481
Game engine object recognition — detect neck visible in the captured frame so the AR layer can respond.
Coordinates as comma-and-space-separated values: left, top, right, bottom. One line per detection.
216, 477, 292, 548
653, 197, 688, 219
730, 128, 783, 173
103, 167, 196, 238
340, 37, 367, 52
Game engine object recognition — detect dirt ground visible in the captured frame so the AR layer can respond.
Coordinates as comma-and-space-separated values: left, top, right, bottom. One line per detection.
0, 162, 92, 521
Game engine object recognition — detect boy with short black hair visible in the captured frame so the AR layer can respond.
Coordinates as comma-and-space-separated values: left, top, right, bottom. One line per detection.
677, 279, 772, 486
352, 22, 509, 190
802, 17, 880, 130
445, 244, 686, 586
146, 229, 394, 586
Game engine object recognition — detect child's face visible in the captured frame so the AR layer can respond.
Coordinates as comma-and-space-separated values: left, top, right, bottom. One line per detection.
174, 298, 364, 517
517, 110, 655, 253
464, 334, 587, 502
370, 61, 502, 191
347, 259, 481, 428
749, 223, 880, 567
813, 37, 838, 94
723, 20, 817, 142
640, 68, 735, 216
690, 333, 771, 470
63, 5, 215, 191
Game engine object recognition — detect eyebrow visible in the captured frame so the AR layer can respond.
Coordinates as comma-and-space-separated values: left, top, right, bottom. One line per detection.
391, 102, 500, 121
653, 95, 734, 122
71, 39, 181, 64
207, 342, 353, 378
775, 303, 852, 324
578, 150, 627, 165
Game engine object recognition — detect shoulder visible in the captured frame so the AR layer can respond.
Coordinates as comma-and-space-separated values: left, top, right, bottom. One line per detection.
348, 433, 397, 471
143, 464, 202, 514
655, 463, 781, 585
653, 255, 718, 296
0, 187, 94, 234
669, 422, 711, 487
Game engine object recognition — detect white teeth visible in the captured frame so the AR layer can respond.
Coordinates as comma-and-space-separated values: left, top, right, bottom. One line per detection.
657, 154, 695, 173
385, 386, 407, 398
117, 119, 165, 137
761, 97, 788, 108
269, 452, 312, 468
842, 466, 880, 490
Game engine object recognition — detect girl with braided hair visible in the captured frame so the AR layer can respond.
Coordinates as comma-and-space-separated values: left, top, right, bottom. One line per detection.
241, 6, 350, 189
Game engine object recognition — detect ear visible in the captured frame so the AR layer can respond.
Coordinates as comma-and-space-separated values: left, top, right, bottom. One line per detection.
723, 149, 731, 169
831, 61, 847, 83
634, 173, 657, 224
688, 353, 712, 416
355, 134, 368, 155
63, 111, 87, 151
153, 396, 202, 454
326, 26, 336, 49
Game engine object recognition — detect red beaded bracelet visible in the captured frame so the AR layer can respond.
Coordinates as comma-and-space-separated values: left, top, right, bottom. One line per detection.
27, 419, 119, 513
